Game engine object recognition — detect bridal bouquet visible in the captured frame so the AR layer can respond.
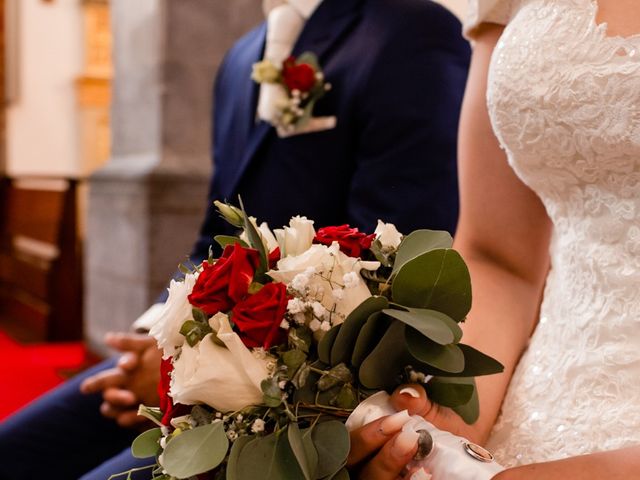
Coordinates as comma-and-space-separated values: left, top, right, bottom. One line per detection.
121, 201, 503, 480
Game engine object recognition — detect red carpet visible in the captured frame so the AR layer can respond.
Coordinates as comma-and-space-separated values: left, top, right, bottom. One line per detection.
0, 330, 88, 420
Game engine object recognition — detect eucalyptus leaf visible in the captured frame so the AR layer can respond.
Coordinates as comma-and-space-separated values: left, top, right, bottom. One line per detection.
288, 424, 318, 480
451, 379, 481, 425
405, 327, 465, 373
392, 230, 453, 276
318, 364, 353, 392
383, 308, 461, 345
233, 430, 304, 480
226, 435, 254, 480
324, 468, 351, 480
457, 344, 505, 376
318, 324, 341, 365
331, 296, 389, 366
162, 422, 229, 478
334, 384, 358, 409
214, 235, 249, 249
290, 326, 313, 353
351, 312, 390, 368
425, 377, 475, 408
370, 239, 393, 267
392, 249, 471, 321
358, 321, 412, 389
131, 428, 162, 459
261, 377, 283, 407
283, 349, 307, 376
311, 421, 350, 478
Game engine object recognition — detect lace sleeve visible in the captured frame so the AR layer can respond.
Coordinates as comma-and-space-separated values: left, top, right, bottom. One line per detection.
463, 0, 514, 38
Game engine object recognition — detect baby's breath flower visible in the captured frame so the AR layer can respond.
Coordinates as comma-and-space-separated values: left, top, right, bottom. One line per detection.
251, 419, 266, 433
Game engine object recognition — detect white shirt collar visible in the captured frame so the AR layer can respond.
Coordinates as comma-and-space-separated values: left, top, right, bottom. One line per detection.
286, 0, 323, 19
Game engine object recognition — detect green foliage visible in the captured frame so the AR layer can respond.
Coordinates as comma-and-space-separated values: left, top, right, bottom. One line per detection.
317, 324, 341, 365
331, 297, 389, 366
226, 435, 254, 480
162, 422, 229, 478
358, 321, 410, 389
318, 364, 353, 392
405, 328, 465, 373
238, 196, 269, 275
288, 424, 319, 480
351, 312, 389, 368
290, 326, 313, 353
283, 349, 307, 376
261, 377, 284, 407
180, 319, 212, 347
392, 230, 453, 276
214, 235, 249, 249
311, 422, 350, 478
131, 428, 162, 459
425, 377, 475, 408
383, 307, 461, 345
451, 380, 481, 424
392, 248, 472, 322
228, 429, 305, 480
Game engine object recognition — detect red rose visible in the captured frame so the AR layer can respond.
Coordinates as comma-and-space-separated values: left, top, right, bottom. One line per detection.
282, 57, 317, 93
231, 282, 289, 349
188, 243, 261, 315
314, 225, 376, 257
158, 358, 176, 426
158, 358, 190, 426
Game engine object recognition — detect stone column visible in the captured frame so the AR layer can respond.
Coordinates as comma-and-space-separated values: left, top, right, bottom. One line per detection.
85, 0, 262, 352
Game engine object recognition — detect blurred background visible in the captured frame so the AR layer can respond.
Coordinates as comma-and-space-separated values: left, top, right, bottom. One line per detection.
0, 0, 466, 417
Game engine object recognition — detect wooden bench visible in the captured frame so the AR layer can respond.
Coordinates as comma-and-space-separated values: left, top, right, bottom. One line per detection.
0, 177, 83, 342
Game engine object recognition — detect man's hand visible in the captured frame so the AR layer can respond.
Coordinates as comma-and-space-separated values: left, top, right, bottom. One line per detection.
80, 332, 162, 428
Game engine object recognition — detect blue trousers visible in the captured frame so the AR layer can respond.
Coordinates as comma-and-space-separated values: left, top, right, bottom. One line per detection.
0, 358, 155, 479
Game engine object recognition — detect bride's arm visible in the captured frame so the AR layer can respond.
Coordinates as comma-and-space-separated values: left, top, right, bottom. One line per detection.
444, 22, 553, 443
494, 446, 640, 479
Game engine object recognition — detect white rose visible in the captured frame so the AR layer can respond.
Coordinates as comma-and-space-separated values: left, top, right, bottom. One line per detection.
268, 243, 380, 323
374, 220, 403, 249
169, 314, 272, 412
149, 273, 198, 359
274, 216, 316, 257
240, 218, 279, 253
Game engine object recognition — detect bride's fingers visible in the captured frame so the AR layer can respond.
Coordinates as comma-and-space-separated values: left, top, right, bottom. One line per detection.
347, 410, 412, 467
355, 429, 420, 480
390, 384, 430, 417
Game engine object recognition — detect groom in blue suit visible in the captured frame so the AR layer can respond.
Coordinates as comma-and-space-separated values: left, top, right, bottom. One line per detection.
0, 0, 469, 478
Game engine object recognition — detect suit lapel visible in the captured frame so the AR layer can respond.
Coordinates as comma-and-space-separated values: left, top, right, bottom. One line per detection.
223, 0, 364, 199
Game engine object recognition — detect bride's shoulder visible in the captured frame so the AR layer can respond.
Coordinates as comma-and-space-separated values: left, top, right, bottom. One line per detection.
464, 0, 517, 38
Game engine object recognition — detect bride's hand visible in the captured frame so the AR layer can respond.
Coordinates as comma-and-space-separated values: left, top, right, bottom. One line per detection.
390, 384, 479, 441
346, 384, 439, 480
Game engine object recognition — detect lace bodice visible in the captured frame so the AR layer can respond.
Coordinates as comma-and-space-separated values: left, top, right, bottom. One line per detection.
466, 0, 640, 467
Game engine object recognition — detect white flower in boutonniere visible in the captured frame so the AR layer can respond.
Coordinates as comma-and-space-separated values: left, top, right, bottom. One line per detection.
252, 52, 336, 137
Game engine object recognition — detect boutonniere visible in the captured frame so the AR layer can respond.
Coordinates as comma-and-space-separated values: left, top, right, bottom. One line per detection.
253, 52, 336, 137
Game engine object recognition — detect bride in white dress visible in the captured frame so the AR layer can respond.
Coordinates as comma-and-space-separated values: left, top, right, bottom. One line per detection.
347, 0, 640, 477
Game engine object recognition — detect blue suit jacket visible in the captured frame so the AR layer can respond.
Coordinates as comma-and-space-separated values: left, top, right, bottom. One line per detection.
191, 0, 470, 262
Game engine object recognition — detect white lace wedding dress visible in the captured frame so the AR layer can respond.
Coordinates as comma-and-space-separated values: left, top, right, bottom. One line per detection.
465, 0, 640, 468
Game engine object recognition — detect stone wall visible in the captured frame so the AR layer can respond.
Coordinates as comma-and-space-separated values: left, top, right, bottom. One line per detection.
85, 0, 262, 352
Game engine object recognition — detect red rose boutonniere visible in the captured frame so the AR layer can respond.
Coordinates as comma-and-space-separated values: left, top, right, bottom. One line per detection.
252, 52, 335, 136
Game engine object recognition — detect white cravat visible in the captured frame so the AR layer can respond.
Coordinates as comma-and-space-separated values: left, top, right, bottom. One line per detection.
257, 0, 323, 123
